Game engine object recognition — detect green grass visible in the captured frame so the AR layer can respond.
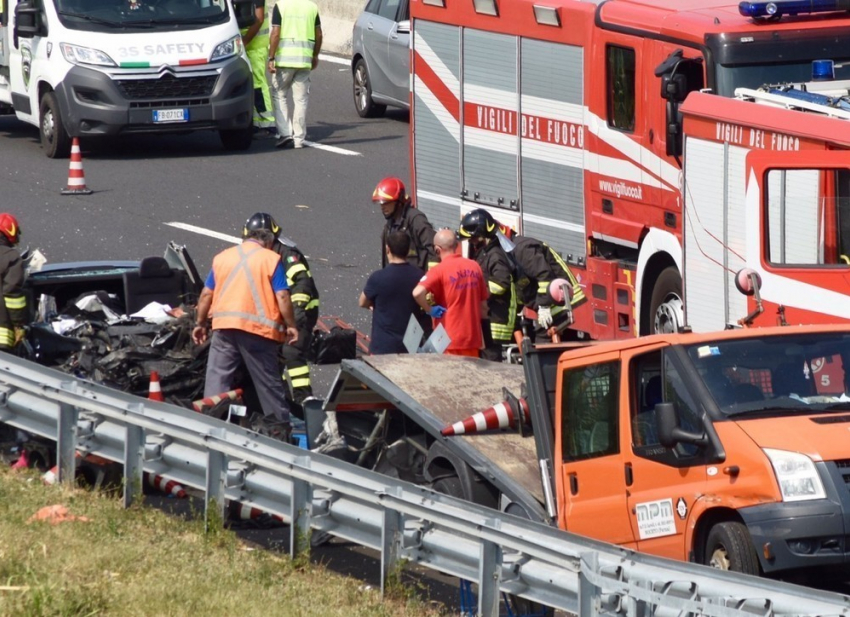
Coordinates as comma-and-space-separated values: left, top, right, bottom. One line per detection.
0, 468, 445, 616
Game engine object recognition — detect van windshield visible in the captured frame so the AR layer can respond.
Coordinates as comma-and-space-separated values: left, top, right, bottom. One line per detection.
684, 332, 850, 418
55, 0, 229, 32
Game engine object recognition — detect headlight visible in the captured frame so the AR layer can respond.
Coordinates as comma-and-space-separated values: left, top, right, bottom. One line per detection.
210, 35, 243, 62
60, 43, 115, 67
764, 448, 826, 502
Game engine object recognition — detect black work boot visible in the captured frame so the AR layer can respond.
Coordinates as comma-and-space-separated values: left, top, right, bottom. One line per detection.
249, 413, 292, 444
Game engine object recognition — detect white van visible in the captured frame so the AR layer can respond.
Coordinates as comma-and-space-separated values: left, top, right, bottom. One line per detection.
0, 0, 254, 156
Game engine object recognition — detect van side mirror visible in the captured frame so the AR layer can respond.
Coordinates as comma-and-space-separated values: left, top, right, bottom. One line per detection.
15, 2, 43, 40
656, 402, 707, 448
231, 0, 256, 30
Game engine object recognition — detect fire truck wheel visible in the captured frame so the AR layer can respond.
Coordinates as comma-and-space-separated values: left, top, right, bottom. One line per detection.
353, 59, 387, 118
649, 266, 684, 335
704, 521, 760, 575
40, 91, 71, 159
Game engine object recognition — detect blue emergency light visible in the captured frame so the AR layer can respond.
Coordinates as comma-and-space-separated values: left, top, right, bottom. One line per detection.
739, 0, 850, 18
812, 59, 836, 80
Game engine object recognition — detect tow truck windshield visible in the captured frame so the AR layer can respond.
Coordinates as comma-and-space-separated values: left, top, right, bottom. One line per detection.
55, 0, 228, 31
684, 332, 850, 418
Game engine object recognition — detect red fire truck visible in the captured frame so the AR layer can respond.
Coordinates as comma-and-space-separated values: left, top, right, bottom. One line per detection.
409, 0, 850, 339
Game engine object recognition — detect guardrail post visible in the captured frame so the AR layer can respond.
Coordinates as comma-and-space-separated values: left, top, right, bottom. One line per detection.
380, 507, 403, 597
205, 449, 227, 531
579, 551, 601, 617
478, 539, 501, 617
290, 475, 312, 557
57, 403, 78, 484
123, 424, 144, 508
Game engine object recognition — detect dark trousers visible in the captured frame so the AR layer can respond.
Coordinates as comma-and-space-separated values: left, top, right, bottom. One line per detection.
204, 329, 290, 423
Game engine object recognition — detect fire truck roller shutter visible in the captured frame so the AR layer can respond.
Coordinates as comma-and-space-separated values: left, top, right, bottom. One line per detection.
519, 38, 587, 263
412, 20, 462, 230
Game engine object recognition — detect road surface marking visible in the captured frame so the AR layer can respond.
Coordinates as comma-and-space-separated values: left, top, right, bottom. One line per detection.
165, 222, 240, 244
302, 140, 361, 156
319, 53, 350, 67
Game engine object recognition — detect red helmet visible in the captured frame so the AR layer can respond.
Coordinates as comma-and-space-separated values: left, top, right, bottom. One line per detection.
372, 177, 407, 205
0, 213, 20, 244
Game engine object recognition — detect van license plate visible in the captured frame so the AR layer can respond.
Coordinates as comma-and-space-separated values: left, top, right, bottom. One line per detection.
152, 109, 188, 123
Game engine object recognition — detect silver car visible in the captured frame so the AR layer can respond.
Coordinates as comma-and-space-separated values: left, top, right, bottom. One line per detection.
352, 0, 410, 117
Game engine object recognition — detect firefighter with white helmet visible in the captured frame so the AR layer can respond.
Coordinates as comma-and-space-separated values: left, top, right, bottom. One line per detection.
0, 213, 26, 352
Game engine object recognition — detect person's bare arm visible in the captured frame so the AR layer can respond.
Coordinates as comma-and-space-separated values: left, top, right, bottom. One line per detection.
358, 291, 373, 309
242, 5, 263, 46
192, 287, 214, 345
275, 290, 299, 344
268, 25, 280, 73
311, 25, 322, 69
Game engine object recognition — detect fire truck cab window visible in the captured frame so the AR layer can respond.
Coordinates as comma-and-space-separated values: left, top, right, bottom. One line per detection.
562, 361, 620, 462
766, 168, 850, 266
607, 46, 635, 132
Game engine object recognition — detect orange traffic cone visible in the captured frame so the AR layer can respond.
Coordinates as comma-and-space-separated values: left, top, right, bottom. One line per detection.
148, 371, 164, 402
441, 397, 530, 436
10, 448, 29, 470
60, 137, 93, 195
192, 388, 243, 412
228, 500, 283, 523
145, 473, 187, 498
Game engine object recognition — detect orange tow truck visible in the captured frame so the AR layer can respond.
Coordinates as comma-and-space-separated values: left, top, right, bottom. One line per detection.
324, 323, 850, 576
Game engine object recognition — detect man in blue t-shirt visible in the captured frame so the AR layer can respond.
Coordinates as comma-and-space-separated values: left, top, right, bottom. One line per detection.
359, 231, 425, 354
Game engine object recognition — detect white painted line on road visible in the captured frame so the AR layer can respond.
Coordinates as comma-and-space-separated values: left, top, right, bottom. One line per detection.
319, 53, 350, 67
302, 140, 361, 156
166, 222, 240, 244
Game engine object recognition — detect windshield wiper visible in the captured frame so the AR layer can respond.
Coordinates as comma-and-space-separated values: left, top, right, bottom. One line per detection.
58, 10, 126, 27
128, 15, 218, 26
725, 407, 813, 419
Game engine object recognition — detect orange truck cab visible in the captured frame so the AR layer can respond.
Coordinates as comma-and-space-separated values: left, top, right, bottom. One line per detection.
553, 324, 850, 575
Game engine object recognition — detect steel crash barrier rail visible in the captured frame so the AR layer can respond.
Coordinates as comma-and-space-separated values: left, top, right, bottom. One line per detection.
1, 355, 849, 617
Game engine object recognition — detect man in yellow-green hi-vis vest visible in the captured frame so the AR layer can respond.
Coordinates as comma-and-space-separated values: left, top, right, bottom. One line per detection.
267, 0, 322, 150
241, 0, 275, 133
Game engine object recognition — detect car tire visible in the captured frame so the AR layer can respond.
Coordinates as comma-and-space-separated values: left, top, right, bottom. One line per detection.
353, 58, 386, 118
219, 126, 253, 151
40, 91, 71, 159
704, 521, 760, 575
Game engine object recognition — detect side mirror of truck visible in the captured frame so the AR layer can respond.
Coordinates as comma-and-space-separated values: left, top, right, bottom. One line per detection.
15, 3, 43, 40
231, 0, 256, 30
656, 402, 707, 449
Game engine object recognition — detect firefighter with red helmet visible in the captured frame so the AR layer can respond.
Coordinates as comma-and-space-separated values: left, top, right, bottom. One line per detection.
243, 212, 319, 408
0, 213, 26, 352
458, 209, 517, 361
373, 177, 438, 271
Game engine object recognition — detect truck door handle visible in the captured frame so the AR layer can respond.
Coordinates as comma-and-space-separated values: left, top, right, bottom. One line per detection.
625, 462, 633, 487
569, 472, 578, 495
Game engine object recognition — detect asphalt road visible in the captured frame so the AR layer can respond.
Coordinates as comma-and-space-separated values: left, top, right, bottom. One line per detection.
1, 54, 408, 343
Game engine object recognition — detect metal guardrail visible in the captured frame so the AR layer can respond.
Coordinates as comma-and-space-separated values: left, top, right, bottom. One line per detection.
1, 353, 849, 616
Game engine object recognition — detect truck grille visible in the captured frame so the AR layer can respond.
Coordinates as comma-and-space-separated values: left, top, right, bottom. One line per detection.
115, 74, 217, 100
834, 460, 850, 486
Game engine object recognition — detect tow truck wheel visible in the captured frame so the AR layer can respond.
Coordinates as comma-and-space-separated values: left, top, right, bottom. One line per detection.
219, 125, 253, 151
649, 266, 684, 334
704, 522, 760, 575
353, 59, 386, 118
39, 92, 71, 159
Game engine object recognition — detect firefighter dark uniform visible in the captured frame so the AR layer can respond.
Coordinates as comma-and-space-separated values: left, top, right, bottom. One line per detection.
381, 201, 438, 271
273, 236, 319, 404
0, 215, 26, 351
473, 238, 517, 362
511, 234, 586, 339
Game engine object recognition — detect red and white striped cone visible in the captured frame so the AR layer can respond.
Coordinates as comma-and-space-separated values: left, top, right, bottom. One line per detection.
228, 501, 283, 523
10, 448, 29, 470
192, 388, 243, 413
148, 371, 164, 402
42, 464, 59, 485
441, 397, 531, 436
60, 138, 93, 195
145, 473, 187, 498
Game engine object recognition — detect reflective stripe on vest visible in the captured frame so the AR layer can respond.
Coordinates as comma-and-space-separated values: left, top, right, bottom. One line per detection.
291, 293, 321, 311
211, 243, 285, 341
273, 0, 317, 68
4, 295, 25, 310
285, 364, 311, 388
0, 326, 14, 348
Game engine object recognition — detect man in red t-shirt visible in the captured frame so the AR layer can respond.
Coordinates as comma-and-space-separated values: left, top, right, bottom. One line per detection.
413, 229, 489, 357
